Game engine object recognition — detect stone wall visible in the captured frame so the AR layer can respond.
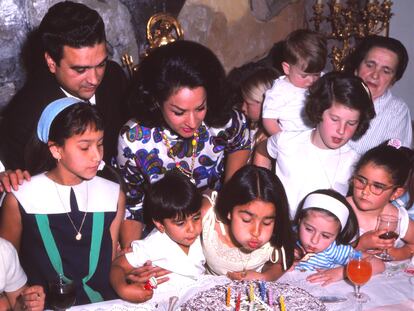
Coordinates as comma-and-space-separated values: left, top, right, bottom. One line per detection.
0, 0, 305, 112
179, 0, 305, 72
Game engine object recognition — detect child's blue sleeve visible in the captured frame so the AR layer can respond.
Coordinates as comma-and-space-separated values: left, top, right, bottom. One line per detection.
333, 244, 353, 265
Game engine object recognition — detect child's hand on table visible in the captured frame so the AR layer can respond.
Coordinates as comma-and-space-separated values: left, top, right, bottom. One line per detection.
306, 267, 345, 286
126, 260, 170, 286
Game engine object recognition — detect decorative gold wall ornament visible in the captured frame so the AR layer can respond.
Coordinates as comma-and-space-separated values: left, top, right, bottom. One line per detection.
146, 12, 184, 51
121, 13, 184, 79
311, 0, 393, 71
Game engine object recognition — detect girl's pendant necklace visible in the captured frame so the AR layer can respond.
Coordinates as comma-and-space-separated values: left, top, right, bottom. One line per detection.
54, 181, 89, 240
161, 129, 199, 184
76, 232, 82, 241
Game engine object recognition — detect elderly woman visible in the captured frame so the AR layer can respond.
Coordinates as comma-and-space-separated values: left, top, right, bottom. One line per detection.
344, 35, 412, 154
117, 40, 250, 244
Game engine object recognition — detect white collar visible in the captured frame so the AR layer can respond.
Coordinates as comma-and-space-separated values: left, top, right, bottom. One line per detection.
60, 88, 96, 105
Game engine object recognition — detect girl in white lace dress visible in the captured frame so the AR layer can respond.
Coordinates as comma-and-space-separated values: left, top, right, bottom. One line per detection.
201, 165, 295, 281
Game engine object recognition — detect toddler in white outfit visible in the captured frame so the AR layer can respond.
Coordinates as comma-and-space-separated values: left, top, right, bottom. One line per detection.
262, 29, 327, 135
111, 170, 205, 302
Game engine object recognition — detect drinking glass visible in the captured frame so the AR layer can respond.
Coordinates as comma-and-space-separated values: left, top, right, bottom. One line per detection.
346, 250, 372, 303
48, 275, 76, 310
375, 214, 400, 262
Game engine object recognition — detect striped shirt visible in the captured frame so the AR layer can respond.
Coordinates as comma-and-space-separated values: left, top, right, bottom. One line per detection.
349, 89, 412, 155
295, 241, 353, 271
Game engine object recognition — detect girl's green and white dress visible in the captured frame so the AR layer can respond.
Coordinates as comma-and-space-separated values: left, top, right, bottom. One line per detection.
13, 173, 120, 306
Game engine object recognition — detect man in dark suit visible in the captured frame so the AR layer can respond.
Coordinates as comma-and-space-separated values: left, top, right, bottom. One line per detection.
0, 1, 127, 172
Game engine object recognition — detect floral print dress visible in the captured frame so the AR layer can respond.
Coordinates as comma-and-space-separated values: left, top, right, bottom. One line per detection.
116, 109, 250, 220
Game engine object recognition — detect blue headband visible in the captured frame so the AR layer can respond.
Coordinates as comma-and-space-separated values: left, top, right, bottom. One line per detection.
37, 97, 84, 143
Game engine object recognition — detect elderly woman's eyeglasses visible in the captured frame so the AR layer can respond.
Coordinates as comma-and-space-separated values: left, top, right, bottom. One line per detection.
352, 175, 396, 195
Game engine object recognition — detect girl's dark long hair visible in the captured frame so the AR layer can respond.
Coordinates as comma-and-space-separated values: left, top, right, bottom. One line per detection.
215, 165, 295, 269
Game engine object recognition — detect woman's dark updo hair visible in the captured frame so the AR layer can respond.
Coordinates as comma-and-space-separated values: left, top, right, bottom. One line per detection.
127, 40, 231, 128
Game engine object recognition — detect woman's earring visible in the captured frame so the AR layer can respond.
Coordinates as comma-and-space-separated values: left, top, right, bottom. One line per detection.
227, 213, 231, 220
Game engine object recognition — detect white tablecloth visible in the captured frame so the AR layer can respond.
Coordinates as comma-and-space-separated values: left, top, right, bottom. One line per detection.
278, 260, 414, 311
68, 261, 414, 311
69, 276, 229, 311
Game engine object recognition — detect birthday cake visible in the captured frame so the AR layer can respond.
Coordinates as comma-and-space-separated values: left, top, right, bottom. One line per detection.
179, 280, 327, 311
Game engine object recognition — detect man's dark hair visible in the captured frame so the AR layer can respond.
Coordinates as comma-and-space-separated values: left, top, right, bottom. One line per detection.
38, 1, 106, 64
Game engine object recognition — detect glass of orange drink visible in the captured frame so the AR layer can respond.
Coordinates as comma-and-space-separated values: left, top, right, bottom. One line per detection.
346, 250, 372, 303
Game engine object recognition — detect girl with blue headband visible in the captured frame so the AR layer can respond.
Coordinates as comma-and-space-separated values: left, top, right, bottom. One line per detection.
0, 98, 126, 307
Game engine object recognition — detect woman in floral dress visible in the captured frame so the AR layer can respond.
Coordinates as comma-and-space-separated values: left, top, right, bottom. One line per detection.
116, 40, 250, 244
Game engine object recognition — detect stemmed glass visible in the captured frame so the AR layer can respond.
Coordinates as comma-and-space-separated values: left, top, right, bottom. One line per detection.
48, 274, 76, 310
347, 250, 373, 303
375, 214, 400, 262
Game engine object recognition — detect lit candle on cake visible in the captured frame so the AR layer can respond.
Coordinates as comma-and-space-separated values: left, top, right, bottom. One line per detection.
268, 288, 273, 306
235, 292, 241, 311
226, 286, 231, 307
249, 283, 255, 302
259, 282, 266, 301
280, 295, 286, 311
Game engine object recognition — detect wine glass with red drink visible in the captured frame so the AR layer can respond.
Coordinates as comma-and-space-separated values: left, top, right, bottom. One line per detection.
375, 214, 399, 262
347, 250, 373, 303
48, 274, 76, 310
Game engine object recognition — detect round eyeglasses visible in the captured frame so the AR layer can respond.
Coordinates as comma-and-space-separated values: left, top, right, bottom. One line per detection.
352, 176, 396, 196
